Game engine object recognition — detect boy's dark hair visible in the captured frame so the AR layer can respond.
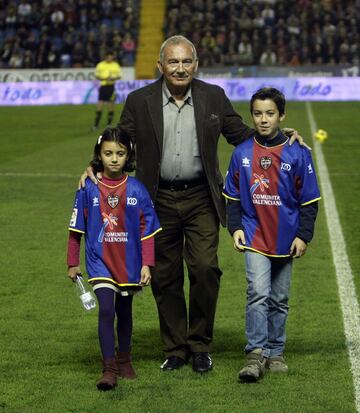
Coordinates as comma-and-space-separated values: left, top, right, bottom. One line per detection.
90, 127, 135, 173
250, 87, 286, 116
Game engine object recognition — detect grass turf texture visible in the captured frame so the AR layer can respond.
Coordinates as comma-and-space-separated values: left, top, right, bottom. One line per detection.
0, 102, 359, 413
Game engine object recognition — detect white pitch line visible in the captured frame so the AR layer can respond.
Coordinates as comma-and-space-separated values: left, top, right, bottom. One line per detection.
0, 172, 78, 178
306, 101, 360, 412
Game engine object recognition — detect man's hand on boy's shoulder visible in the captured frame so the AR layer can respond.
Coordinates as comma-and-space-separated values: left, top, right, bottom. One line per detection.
283, 128, 311, 150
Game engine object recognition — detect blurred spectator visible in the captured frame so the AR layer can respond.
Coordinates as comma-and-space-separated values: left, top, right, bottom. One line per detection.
253, 8, 265, 29
50, 5, 64, 26
1, 39, 13, 67
238, 33, 253, 65
121, 31, 136, 65
259, 46, 277, 65
9, 48, 23, 68
17, 0, 32, 20
23, 49, 35, 68
262, 4, 275, 27
47, 44, 60, 68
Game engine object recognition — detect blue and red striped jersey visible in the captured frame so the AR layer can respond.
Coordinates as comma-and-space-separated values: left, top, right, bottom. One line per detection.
223, 136, 321, 256
68, 175, 161, 286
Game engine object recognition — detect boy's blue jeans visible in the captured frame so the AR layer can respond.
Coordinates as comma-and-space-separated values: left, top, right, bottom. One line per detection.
244, 251, 293, 358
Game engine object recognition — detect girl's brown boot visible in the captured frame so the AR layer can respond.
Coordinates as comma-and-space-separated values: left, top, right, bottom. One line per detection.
117, 351, 137, 379
96, 357, 118, 390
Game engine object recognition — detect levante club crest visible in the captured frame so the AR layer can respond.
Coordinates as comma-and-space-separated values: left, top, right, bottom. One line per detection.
259, 156, 272, 170
107, 194, 119, 208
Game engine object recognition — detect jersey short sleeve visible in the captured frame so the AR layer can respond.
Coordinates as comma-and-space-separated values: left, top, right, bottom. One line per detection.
68, 187, 88, 234
137, 181, 161, 240
223, 148, 241, 201
296, 149, 321, 206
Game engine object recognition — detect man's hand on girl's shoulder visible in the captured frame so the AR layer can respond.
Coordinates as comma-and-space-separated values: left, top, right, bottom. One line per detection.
78, 167, 101, 189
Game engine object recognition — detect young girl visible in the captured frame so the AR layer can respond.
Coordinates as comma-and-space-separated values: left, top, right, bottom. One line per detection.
67, 127, 161, 391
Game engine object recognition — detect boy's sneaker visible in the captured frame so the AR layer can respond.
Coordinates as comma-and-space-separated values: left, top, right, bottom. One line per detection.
266, 355, 288, 373
238, 349, 266, 383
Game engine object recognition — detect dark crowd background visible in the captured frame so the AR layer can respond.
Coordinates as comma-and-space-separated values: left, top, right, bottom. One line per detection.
0, 0, 359, 70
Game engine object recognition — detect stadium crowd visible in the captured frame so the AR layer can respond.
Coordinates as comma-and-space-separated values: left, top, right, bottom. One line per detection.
0, 0, 139, 69
1, 0, 359, 69
164, 0, 360, 67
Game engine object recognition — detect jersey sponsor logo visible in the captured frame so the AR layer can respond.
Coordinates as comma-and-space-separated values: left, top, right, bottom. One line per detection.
307, 163, 314, 174
252, 193, 282, 206
281, 162, 291, 171
104, 231, 128, 243
250, 173, 269, 195
250, 173, 282, 206
70, 208, 78, 227
99, 212, 128, 243
93, 196, 99, 206
260, 156, 272, 170
242, 157, 251, 167
107, 194, 119, 208
127, 197, 138, 206
98, 212, 118, 242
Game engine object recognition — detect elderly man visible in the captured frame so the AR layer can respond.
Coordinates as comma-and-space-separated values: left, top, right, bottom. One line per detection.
84, 35, 301, 373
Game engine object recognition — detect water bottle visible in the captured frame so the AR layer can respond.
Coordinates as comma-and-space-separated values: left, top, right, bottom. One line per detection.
75, 275, 96, 311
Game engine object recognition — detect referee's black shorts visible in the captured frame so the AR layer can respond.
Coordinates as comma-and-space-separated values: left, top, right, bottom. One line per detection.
98, 85, 116, 102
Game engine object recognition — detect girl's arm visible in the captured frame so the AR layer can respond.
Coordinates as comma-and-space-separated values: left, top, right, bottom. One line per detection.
142, 236, 154, 267
140, 236, 154, 286
67, 231, 82, 280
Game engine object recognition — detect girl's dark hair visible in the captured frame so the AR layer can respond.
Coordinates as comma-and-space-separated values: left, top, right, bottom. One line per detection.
250, 87, 286, 116
90, 127, 135, 173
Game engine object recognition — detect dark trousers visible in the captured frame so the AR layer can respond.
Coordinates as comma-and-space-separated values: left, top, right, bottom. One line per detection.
152, 184, 222, 360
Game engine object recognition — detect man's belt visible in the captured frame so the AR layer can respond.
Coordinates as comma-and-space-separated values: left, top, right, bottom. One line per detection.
158, 177, 207, 191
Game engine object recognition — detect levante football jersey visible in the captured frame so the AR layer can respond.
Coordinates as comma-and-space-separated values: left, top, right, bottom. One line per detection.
68, 176, 161, 286
223, 136, 321, 256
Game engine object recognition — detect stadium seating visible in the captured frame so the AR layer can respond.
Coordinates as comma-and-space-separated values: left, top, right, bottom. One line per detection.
1, 0, 359, 70
0, 0, 140, 68
164, 0, 360, 67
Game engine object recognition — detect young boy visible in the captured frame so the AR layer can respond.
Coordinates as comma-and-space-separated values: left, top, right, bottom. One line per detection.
223, 87, 321, 383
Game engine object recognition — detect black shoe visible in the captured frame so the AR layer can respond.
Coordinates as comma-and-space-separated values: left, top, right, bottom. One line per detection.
160, 356, 186, 371
192, 352, 213, 373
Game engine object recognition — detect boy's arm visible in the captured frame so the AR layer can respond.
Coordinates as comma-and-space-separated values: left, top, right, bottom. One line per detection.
226, 199, 243, 235
291, 201, 319, 258
227, 200, 246, 252
233, 229, 246, 252
296, 201, 319, 244
290, 237, 307, 258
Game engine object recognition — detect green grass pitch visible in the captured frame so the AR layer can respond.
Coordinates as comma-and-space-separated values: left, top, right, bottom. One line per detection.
0, 102, 359, 412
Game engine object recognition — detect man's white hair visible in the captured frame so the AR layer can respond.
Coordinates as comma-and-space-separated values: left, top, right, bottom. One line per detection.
159, 35, 198, 62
